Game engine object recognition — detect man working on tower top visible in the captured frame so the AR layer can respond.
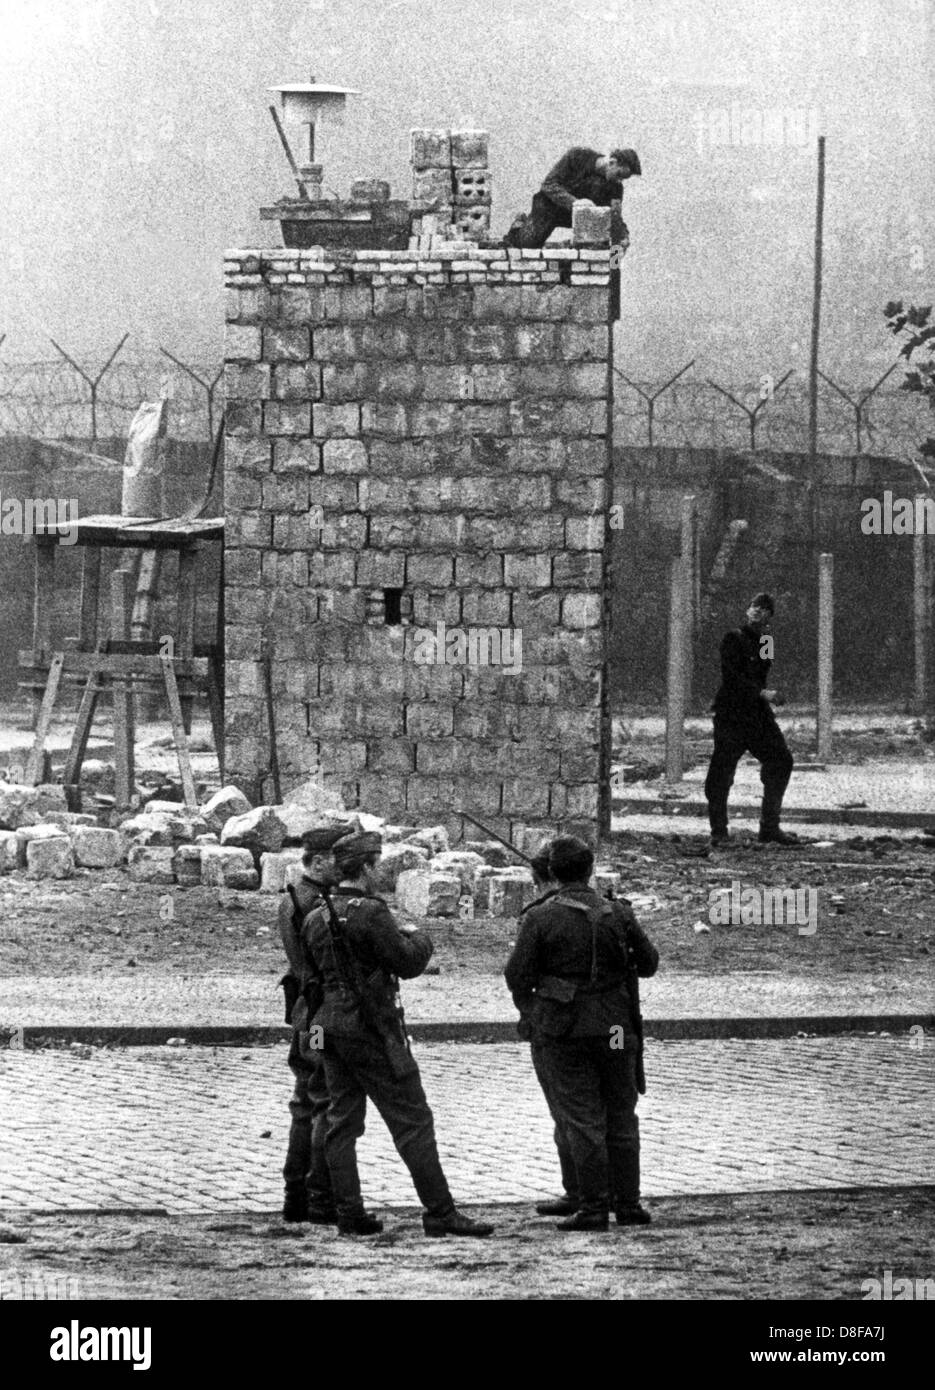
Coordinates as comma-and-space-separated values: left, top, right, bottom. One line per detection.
503, 145, 641, 248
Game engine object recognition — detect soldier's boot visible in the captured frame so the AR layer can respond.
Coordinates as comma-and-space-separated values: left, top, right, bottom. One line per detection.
535, 1195, 578, 1217
336, 1210, 384, 1236
305, 1202, 338, 1225
757, 826, 799, 846
556, 1210, 609, 1232
423, 1207, 494, 1238
615, 1203, 652, 1226
282, 1185, 309, 1223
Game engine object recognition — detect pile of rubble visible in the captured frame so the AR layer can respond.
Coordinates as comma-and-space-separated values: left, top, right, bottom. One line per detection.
0, 777, 622, 918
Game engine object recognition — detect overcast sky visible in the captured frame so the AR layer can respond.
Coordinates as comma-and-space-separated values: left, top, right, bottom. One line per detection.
0, 0, 932, 379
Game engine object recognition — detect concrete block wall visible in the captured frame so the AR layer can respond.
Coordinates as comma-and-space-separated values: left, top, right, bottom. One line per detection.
223, 243, 614, 841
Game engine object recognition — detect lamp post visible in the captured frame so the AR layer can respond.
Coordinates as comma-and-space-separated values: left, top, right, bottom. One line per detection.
269, 77, 360, 199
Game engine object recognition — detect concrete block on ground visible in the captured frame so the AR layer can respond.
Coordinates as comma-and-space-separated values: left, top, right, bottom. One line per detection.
371, 842, 430, 894
172, 845, 204, 888
394, 868, 461, 918
432, 850, 487, 889
26, 835, 74, 879
462, 839, 514, 868
0, 784, 41, 831
471, 865, 503, 912
404, 826, 450, 857
220, 806, 288, 857
572, 201, 612, 245
119, 812, 176, 848
202, 786, 252, 831
259, 848, 305, 893
201, 845, 260, 890
126, 846, 176, 884
39, 812, 96, 829
34, 784, 68, 814
73, 827, 123, 869
487, 869, 537, 918
0, 829, 23, 871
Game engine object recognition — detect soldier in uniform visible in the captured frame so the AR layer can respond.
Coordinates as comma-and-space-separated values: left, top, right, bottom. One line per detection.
304, 830, 494, 1238
505, 835, 659, 1232
511, 841, 579, 1218
277, 824, 356, 1223
703, 592, 798, 847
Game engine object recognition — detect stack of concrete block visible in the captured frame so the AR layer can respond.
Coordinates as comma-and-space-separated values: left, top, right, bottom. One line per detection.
409, 128, 491, 246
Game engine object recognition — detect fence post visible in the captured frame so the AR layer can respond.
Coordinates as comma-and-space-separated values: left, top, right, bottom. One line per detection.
817, 552, 834, 760
680, 494, 697, 706
665, 555, 688, 781
913, 498, 930, 713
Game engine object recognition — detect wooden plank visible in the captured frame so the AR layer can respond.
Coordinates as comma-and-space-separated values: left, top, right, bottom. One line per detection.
176, 547, 197, 735
77, 547, 102, 650
130, 550, 162, 641
160, 655, 199, 811
63, 659, 104, 785
20, 652, 210, 677
214, 547, 225, 777
111, 570, 135, 811
24, 651, 65, 784
32, 516, 224, 547
206, 656, 225, 781
32, 537, 56, 656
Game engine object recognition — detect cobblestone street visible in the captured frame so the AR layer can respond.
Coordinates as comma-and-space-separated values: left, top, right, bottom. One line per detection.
1, 1038, 931, 1214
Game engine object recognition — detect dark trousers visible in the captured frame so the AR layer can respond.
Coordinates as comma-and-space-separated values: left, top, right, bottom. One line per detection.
321, 1036, 454, 1220
503, 192, 567, 248
704, 710, 793, 836
283, 1030, 333, 1207
537, 1036, 641, 1216
530, 1040, 578, 1200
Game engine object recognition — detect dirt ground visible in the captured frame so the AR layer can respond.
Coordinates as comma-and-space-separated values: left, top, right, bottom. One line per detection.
1, 832, 932, 983
1, 1187, 931, 1300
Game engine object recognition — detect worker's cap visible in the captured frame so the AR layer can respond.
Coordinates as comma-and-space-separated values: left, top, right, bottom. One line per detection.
610, 147, 641, 175
332, 830, 383, 867
301, 825, 351, 854
750, 592, 775, 615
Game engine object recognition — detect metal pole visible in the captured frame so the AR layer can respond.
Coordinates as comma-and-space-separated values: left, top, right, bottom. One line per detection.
665, 556, 687, 781
913, 498, 930, 712
808, 136, 826, 471
680, 494, 696, 707
817, 552, 833, 760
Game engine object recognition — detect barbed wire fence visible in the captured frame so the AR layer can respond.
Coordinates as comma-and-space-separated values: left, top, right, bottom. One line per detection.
613, 360, 932, 460
0, 338, 224, 442
0, 337, 932, 461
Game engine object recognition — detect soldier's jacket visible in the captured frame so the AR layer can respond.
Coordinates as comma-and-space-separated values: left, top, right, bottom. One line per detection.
277, 872, 327, 1033
304, 886, 433, 1043
504, 882, 658, 1040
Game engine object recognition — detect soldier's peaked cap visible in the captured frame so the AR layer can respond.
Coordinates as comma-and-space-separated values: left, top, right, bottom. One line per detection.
301, 825, 350, 853
332, 830, 382, 866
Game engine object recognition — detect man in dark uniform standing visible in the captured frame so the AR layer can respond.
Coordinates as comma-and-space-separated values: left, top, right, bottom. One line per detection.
511, 841, 579, 1217
704, 592, 798, 847
503, 145, 641, 248
505, 835, 659, 1232
277, 824, 355, 1223
305, 830, 494, 1238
